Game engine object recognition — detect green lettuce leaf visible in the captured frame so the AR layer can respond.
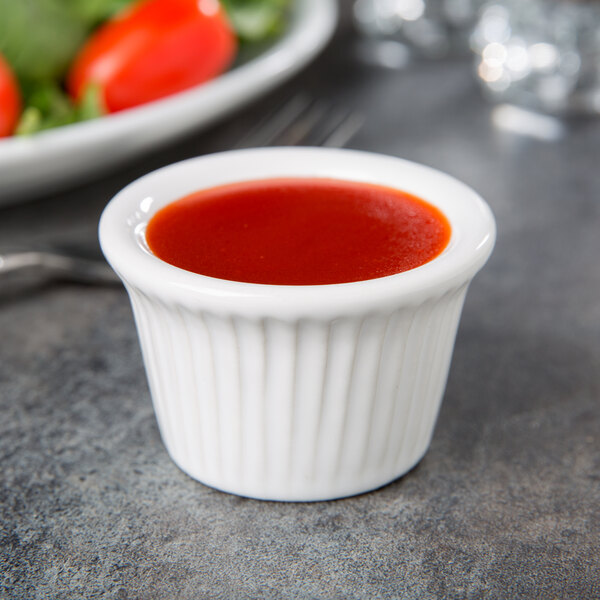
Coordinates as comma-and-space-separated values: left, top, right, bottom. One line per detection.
15, 81, 105, 135
0, 0, 89, 82
221, 0, 291, 42
65, 0, 136, 27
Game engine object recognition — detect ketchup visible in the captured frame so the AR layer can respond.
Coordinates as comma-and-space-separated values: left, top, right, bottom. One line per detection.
145, 178, 451, 285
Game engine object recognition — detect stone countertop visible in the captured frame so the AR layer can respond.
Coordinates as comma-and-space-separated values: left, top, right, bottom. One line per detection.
1, 8, 599, 600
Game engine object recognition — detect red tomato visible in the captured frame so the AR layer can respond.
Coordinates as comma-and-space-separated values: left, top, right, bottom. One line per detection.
67, 0, 237, 113
0, 53, 21, 137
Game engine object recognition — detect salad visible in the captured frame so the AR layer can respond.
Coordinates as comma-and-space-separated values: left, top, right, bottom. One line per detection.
0, 0, 290, 137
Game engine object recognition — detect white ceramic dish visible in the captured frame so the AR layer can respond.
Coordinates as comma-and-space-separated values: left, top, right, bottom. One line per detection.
0, 0, 336, 205
99, 147, 496, 501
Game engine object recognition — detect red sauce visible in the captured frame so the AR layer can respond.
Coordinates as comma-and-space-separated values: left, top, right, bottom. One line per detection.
145, 178, 451, 285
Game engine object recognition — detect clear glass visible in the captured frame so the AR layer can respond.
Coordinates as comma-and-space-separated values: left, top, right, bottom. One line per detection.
354, 0, 484, 59
472, 0, 600, 114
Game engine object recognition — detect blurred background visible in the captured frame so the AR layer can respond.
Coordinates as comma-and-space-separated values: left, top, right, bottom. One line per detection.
1, 0, 600, 205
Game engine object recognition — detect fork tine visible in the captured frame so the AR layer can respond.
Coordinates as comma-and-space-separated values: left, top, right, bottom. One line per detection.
233, 94, 312, 149
272, 102, 364, 148
233, 93, 363, 149
320, 111, 365, 148
274, 100, 329, 146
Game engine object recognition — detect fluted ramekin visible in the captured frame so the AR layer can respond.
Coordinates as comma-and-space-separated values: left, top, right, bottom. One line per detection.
99, 147, 495, 501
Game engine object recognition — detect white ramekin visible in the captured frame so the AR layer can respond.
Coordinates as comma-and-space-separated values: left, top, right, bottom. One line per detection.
99, 147, 495, 501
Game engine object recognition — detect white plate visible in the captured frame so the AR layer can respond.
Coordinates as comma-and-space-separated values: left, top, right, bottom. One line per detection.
0, 0, 337, 205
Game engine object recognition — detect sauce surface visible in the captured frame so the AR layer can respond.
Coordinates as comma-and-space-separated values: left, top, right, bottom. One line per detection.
145, 178, 451, 285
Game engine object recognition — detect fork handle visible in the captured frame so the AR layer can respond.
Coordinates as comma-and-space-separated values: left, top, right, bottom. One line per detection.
0, 250, 121, 285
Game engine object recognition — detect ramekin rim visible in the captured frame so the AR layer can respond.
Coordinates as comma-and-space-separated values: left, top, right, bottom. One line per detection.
99, 147, 496, 313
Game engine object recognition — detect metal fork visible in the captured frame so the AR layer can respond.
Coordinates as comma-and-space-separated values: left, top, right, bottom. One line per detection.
0, 97, 363, 286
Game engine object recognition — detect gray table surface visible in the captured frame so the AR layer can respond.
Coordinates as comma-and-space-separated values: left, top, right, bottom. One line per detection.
1, 5, 599, 599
